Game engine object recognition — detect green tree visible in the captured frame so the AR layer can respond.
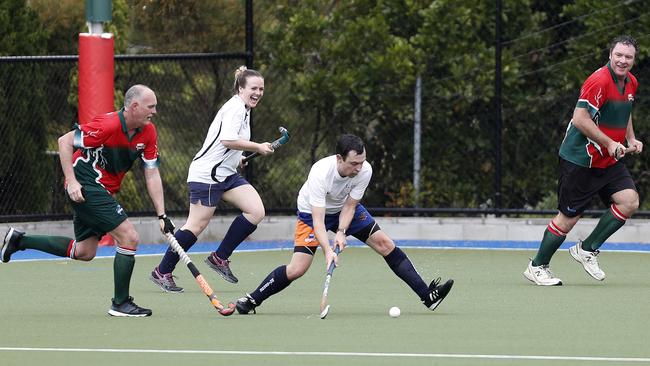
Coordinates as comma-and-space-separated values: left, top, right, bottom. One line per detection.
255, 0, 425, 207
6, 0, 650, 216
0, 0, 50, 215
128, 0, 244, 53
118, 0, 255, 212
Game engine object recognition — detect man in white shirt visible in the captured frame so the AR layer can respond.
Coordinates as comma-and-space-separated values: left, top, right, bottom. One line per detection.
234, 134, 454, 315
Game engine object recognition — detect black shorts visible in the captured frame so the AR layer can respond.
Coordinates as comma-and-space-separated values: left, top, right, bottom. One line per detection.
557, 158, 636, 217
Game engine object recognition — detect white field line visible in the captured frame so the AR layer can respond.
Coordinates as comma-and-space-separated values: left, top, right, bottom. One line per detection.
0, 347, 649, 363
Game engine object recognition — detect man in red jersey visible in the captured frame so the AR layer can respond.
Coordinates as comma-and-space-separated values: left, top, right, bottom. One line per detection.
2, 85, 175, 316
524, 35, 643, 286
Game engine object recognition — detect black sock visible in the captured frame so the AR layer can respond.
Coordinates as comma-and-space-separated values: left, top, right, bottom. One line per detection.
250, 265, 291, 305
158, 229, 197, 274
384, 247, 429, 299
215, 214, 257, 260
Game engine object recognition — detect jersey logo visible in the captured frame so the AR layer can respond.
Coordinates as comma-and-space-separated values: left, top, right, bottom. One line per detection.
628, 94, 634, 102
259, 278, 274, 292
594, 88, 603, 108
116, 204, 125, 216
304, 233, 316, 243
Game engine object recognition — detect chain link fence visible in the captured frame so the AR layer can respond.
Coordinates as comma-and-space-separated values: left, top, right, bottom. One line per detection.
0, 54, 340, 221
0, 54, 254, 220
2, 53, 650, 221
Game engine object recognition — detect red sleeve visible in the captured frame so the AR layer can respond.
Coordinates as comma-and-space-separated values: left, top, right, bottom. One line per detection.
140, 123, 160, 169
75, 113, 119, 149
578, 68, 608, 111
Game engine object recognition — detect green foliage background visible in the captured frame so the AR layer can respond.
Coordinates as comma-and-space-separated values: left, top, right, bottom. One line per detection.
2, 0, 650, 217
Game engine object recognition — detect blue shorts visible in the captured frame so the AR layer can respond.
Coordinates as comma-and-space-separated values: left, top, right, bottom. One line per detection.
188, 174, 249, 207
294, 204, 379, 254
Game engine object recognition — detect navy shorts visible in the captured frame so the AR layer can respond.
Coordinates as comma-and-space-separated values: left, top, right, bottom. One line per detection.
557, 158, 636, 217
294, 204, 380, 254
188, 174, 250, 207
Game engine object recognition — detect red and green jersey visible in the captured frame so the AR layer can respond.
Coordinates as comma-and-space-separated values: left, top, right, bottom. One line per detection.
71, 109, 159, 194
559, 62, 637, 168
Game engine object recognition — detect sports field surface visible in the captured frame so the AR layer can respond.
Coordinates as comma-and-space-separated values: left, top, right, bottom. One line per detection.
1, 243, 649, 366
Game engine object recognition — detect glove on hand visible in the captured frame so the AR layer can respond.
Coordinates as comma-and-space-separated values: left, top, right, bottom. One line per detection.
158, 214, 175, 234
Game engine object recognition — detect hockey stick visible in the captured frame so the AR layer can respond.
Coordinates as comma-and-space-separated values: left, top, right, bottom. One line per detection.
242, 126, 290, 163
165, 232, 236, 316
319, 246, 341, 319
615, 145, 638, 160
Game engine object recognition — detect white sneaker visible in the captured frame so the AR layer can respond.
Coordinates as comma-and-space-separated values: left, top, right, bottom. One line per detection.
523, 260, 562, 286
569, 242, 606, 281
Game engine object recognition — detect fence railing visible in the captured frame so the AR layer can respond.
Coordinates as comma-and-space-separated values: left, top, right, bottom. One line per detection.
2, 53, 650, 222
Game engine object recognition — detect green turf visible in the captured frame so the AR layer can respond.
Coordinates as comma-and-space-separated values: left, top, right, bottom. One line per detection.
1, 248, 649, 366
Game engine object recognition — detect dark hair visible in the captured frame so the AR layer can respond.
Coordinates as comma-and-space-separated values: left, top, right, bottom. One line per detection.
336, 134, 365, 159
610, 35, 638, 53
232, 66, 263, 95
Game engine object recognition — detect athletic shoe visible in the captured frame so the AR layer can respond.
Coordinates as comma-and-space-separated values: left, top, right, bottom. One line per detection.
569, 242, 606, 281
523, 260, 562, 286
422, 277, 454, 311
1, 227, 24, 263
149, 267, 184, 293
235, 293, 257, 314
108, 296, 152, 317
205, 253, 238, 283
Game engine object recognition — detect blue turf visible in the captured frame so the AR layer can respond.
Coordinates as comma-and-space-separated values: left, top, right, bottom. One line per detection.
7, 239, 650, 261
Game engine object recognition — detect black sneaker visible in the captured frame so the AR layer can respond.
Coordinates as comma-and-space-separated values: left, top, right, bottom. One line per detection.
205, 253, 238, 283
149, 267, 184, 293
235, 293, 257, 314
2, 227, 24, 263
422, 277, 454, 311
108, 296, 152, 317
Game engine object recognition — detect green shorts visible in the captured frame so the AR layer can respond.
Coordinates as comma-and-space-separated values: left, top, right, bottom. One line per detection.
69, 188, 128, 241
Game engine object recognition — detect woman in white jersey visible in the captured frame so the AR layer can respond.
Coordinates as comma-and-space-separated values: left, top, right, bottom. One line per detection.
233, 134, 454, 315
149, 66, 274, 291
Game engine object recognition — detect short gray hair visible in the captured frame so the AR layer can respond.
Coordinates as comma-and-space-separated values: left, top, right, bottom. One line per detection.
124, 84, 151, 109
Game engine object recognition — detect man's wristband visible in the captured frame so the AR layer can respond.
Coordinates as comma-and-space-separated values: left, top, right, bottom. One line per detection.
337, 228, 346, 234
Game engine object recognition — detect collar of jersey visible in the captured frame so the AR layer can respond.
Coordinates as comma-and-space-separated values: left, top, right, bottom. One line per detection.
606, 61, 630, 85
235, 95, 251, 111
118, 108, 142, 139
